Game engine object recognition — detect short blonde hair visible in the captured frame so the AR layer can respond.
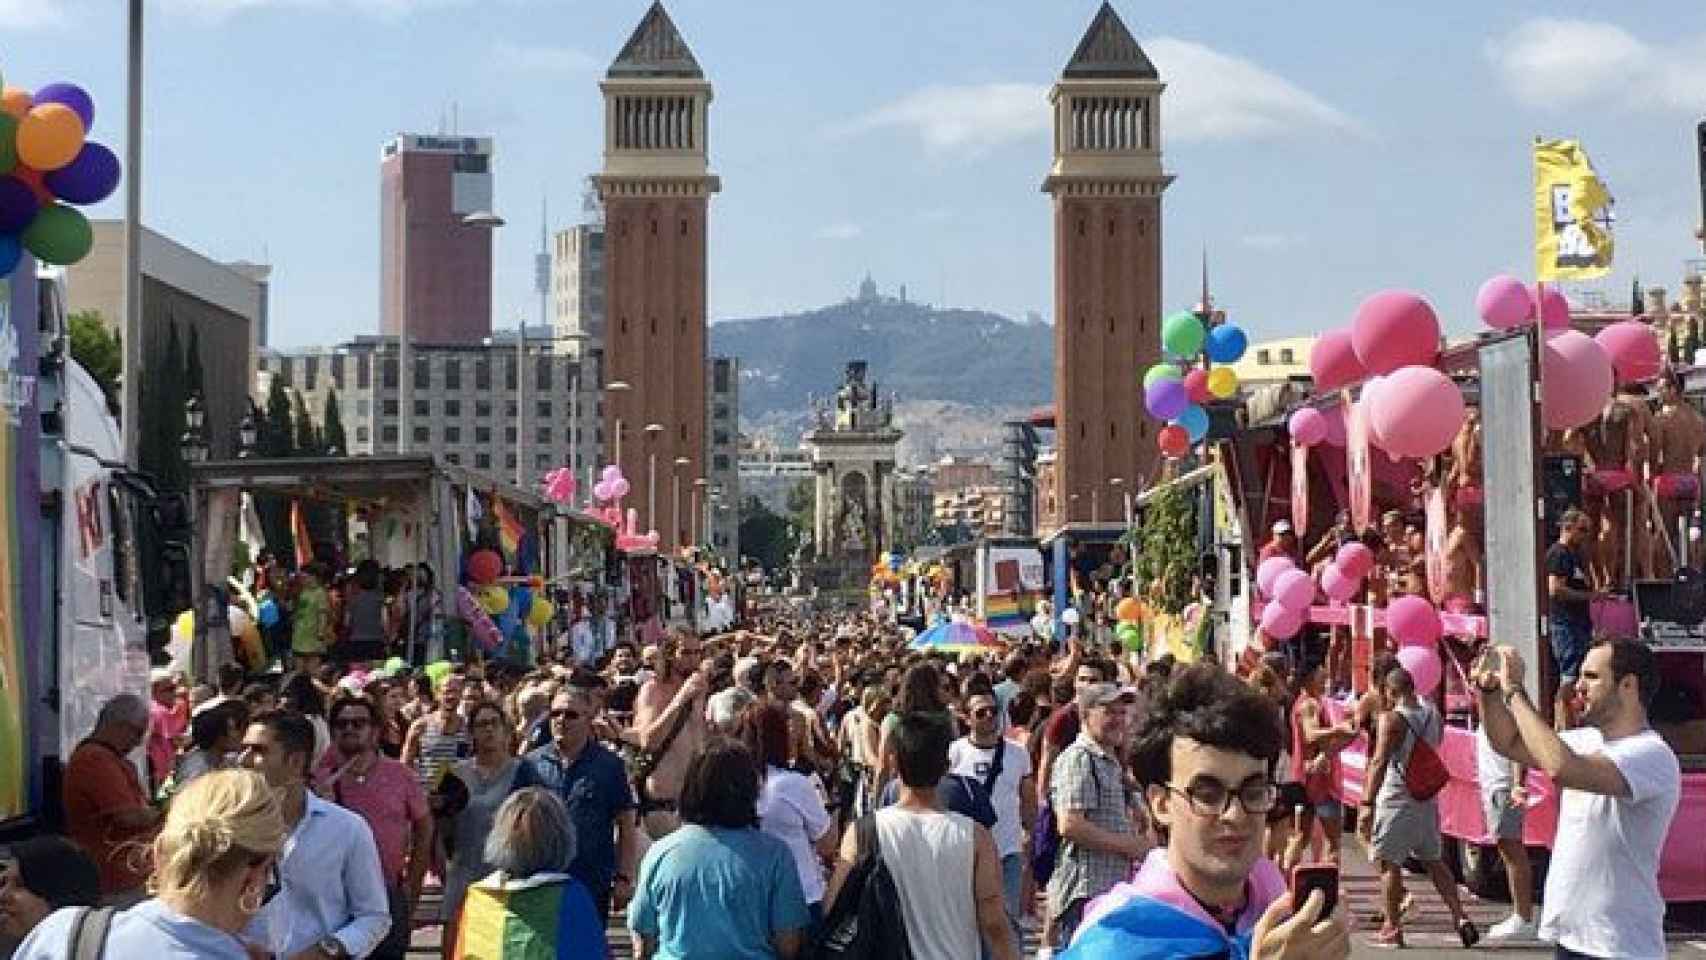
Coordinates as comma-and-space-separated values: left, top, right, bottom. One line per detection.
150, 769, 285, 900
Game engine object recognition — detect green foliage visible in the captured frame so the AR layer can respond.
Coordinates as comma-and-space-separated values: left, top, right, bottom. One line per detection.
1132, 486, 1197, 615
292, 389, 319, 456
739, 495, 798, 572
1687, 317, 1702, 367
322, 388, 348, 455
185, 325, 204, 399
67, 309, 119, 411
139, 322, 188, 489
261, 377, 294, 458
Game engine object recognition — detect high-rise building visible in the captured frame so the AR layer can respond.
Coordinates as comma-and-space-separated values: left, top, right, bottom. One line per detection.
1045, 3, 1171, 523
552, 224, 606, 349
379, 134, 497, 345
594, 2, 719, 553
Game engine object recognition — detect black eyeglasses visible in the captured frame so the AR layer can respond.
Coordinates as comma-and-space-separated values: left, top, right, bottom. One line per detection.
970, 707, 997, 718
1167, 777, 1278, 817
550, 709, 583, 722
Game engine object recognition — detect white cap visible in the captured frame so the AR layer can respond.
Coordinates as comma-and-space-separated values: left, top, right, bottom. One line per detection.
1272, 520, 1293, 534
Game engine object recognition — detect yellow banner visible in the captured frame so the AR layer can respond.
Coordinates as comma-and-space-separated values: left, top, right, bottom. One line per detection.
1534, 138, 1613, 281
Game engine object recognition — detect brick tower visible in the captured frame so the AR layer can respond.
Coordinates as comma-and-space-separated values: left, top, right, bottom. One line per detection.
595, 2, 720, 552
1045, 3, 1172, 523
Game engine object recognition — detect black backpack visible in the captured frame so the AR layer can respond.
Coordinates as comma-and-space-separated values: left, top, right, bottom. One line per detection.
812, 814, 913, 960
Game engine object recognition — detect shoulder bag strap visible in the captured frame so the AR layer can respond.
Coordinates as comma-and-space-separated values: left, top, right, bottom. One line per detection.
68, 906, 117, 960
980, 739, 1007, 798
654, 695, 694, 762
857, 812, 880, 865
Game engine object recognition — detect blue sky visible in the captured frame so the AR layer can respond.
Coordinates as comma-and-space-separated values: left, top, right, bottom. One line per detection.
3, 0, 1704, 349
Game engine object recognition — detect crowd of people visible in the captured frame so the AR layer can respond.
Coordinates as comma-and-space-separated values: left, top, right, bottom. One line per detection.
0, 587, 1686, 959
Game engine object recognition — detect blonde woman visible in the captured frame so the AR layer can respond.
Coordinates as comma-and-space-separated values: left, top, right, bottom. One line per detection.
13, 768, 284, 958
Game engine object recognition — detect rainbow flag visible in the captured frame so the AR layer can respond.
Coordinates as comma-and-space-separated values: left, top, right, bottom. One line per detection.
290, 499, 312, 568
450, 872, 608, 959
1061, 850, 1284, 959
491, 497, 525, 562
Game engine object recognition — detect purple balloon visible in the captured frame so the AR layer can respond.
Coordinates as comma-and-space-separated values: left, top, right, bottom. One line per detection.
1145, 378, 1188, 420
44, 142, 120, 205
0, 177, 39, 234
35, 83, 93, 129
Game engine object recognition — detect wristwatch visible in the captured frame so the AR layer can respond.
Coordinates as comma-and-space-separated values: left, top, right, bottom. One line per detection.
318, 936, 349, 959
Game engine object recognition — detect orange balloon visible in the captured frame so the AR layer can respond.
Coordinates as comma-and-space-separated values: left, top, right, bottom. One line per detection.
17, 104, 84, 171
1115, 597, 1142, 622
0, 87, 32, 120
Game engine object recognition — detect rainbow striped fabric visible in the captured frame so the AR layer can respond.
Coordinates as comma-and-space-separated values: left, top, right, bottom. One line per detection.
450, 872, 608, 960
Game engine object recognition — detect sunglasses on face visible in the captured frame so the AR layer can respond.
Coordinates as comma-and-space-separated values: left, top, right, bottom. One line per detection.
333, 717, 371, 730
970, 707, 997, 718
550, 709, 584, 722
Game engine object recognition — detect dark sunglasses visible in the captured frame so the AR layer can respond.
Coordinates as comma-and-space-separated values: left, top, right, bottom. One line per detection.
970, 707, 997, 718
550, 709, 584, 722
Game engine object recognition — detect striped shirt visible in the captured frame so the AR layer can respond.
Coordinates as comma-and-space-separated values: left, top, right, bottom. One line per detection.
1047, 734, 1136, 916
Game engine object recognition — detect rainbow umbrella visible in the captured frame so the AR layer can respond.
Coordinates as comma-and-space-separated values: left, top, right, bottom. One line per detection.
909, 621, 1004, 654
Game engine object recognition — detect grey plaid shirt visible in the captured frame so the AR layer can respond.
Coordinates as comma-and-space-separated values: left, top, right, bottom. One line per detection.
1047, 733, 1136, 916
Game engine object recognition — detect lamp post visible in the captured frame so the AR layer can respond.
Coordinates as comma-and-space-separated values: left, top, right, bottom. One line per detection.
606, 380, 631, 470
692, 477, 708, 547
672, 456, 690, 550
644, 422, 664, 533
180, 392, 212, 683
180, 394, 208, 466
512, 317, 527, 487
121, 0, 144, 468
1110, 477, 1126, 528
1090, 488, 1099, 524
237, 403, 258, 458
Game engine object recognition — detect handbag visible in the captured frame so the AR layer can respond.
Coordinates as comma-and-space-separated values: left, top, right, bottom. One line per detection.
1399, 707, 1449, 802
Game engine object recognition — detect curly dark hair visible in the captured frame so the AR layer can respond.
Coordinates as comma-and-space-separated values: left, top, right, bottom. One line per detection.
679, 738, 761, 830
1130, 663, 1283, 788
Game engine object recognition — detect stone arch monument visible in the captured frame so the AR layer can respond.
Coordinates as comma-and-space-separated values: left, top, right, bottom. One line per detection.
803, 361, 901, 587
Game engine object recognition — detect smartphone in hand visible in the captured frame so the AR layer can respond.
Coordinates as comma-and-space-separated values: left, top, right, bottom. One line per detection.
1290, 863, 1340, 919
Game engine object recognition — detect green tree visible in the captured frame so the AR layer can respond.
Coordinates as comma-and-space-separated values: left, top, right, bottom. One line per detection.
739, 495, 797, 572
1132, 486, 1197, 614
1687, 317, 1702, 367
67, 309, 119, 411
784, 480, 815, 558
293, 390, 320, 456
322, 388, 348, 455
260, 376, 295, 458
140, 323, 188, 489
185, 324, 204, 400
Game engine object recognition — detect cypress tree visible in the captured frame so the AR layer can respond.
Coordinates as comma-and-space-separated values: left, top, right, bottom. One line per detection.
322, 388, 348, 455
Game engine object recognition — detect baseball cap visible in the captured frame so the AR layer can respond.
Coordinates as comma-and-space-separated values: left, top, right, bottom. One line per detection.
149, 667, 175, 686
1272, 520, 1293, 535
1075, 682, 1139, 712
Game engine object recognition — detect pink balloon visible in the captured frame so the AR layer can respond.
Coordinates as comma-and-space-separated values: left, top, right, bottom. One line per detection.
593, 480, 614, 502
1260, 601, 1303, 640
1273, 568, 1316, 611
601, 465, 622, 482
1183, 368, 1213, 404
1388, 595, 1442, 648
1595, 321, 1662, 385
1352, 290, 1440, 376
611, 478, 632, 500
1256, 556, 1296, 597
1476, 274, 1534, 330
1321, 563, 1360, 603
1336, 542, 1375, 578
1543, 330, 1614, 431
1320, 405, 1348, 447
1289, 407, 1327, 447
1359, 375, 1388, 447
1368, 365, 1465, 460
1533, 284, 1570, 330
1310, 328, 1365, 392
1396, 644, 1442, 695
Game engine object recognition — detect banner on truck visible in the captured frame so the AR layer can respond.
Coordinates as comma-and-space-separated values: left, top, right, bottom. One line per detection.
984, 546, 1045, 636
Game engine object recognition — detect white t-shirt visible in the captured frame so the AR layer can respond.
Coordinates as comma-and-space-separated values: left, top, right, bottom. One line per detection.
948, 736, 1032, 857
1474, 725, 1514, 796
758, 765, 832, 905
1540, 727, 1680, 960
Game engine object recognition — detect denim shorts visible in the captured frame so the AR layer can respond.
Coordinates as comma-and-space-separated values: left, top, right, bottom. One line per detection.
1550, 618, 1590, 682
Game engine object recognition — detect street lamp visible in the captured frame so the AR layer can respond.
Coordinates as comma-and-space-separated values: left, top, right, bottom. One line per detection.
180, 394, 208, 465
237, 403, 258, 458
606, 380, 631, 471
644, 423, 664, 534
672, 456, 690, 551
692, 477, 708, 546
1110, 477, 1127, 527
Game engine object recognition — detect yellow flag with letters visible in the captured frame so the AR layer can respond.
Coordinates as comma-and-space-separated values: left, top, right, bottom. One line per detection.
1534, 138, 1614, 281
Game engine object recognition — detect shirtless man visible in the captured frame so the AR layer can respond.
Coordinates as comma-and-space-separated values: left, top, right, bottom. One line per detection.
1581, 386, 1654, 587
1440, 508, 1483, 615
1650, 372, 1704, 577
1447, 407, 1484, 515
630, 629, 712, 839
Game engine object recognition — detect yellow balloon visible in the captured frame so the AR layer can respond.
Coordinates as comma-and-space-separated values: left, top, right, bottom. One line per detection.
17, 103, 84, 171
480, 585, 510, 615
1207, 366, 1239, 399
527, 597, 554, 627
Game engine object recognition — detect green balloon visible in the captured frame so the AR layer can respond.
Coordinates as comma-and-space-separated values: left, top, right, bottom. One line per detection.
1116, 622, 1144, 651
1142, 362, 1183, 389
1162, 310, 1206, 358
23, 203, 92, 265
0, 115, 16, 176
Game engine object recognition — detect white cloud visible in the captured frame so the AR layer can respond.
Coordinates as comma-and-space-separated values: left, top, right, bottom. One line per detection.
1240, 232, 1305, 251
1486, 18, 1706, 112
0, 0, 70, 28
1145, 38, 1360, 142
159, 0, 464, 20
491, 41, 598, 73
815, 222, 863, 241
831, 39, 1356, 156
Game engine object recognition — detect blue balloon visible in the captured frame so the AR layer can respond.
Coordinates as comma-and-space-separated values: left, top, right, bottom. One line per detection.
257, 598, 280, 628
0, 233, 19, 276
1205, 324, 1249, 364
1175, 404, 1210, 442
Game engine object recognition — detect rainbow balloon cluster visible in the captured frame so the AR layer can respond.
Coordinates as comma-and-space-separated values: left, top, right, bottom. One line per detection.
0, 77, 119, 273
1143, 309, 1248, 459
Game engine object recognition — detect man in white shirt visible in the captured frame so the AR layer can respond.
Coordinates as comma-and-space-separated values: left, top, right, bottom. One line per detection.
1476, 639, 1681, 960
950, 690, 1036, 950
240, 710, 391, 960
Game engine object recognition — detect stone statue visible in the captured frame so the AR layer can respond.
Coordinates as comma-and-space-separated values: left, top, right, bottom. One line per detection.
842, 495, 867, 552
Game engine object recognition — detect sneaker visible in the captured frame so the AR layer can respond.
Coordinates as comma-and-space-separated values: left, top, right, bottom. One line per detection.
1485, 914, 1538, 942
1457, 918, 1481, 948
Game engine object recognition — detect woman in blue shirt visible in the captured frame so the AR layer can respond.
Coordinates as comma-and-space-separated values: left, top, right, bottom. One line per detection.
15, 769, 285, 959
628, 738, 811, 960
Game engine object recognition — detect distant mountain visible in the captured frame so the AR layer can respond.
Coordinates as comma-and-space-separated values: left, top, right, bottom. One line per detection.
711, 293, 1054, 457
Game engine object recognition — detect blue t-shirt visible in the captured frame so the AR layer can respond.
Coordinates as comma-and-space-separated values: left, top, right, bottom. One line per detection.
878, 773, 998, 828
628, 824, 810, 960
15, 900, 254, 959
512, 739, 635, 894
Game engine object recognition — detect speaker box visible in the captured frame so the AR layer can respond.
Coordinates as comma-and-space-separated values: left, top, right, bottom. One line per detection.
1542, 454, 1584, 546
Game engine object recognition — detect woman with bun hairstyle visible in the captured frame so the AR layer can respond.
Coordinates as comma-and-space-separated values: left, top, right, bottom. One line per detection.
12, 769, 285, 958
